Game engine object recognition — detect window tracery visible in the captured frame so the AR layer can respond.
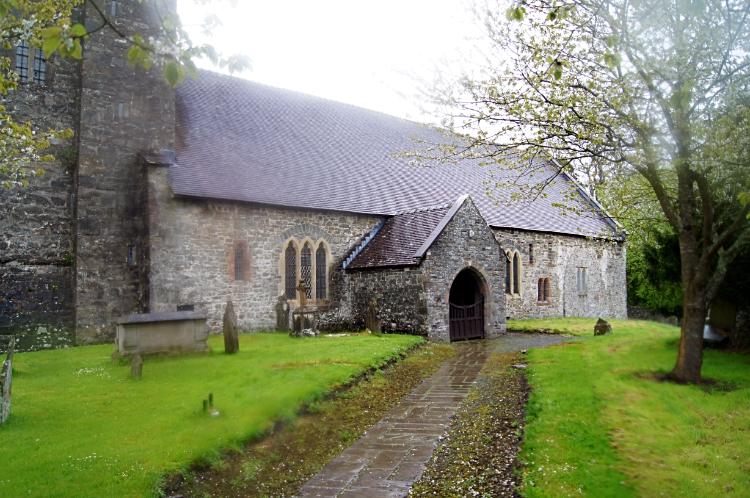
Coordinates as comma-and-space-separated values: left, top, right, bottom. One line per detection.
235, 245, 244, 281
301, 243, 312, 299
281, 238, 329, 302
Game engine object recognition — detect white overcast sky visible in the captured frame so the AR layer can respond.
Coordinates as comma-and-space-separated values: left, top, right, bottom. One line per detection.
177, 0, 483, 122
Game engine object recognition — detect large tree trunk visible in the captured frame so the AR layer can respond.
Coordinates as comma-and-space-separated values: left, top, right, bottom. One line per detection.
670, 168, 707, 384
670, 285, 707, 384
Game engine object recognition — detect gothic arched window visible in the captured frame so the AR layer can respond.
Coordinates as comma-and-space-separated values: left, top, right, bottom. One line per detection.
301, 243, 312, 299
538, 277, 551, 303
285, 244, 297, 299
316, 245, 327, 299
505, 255, 511, 294
513, 253, 520, 294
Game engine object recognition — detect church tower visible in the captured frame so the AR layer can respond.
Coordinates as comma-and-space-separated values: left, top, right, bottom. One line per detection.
0, 0, 176, 348
74, 0, 176, 343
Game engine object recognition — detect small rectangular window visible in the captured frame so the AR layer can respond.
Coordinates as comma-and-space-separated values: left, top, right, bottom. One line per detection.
577, 267, 587, 293
32, 48, 45, 85
16, 41, 29, 80
127, 245, 136, 266
529, 244, 534, 264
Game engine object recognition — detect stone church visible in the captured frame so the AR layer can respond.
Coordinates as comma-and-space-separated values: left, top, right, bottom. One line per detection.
0, 1, 627, 349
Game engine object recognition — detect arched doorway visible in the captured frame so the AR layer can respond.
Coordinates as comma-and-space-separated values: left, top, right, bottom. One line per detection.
449, 269, 484, 341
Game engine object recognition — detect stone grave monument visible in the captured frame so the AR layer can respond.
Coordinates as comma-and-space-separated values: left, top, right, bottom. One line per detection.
115, 310, 209, 357
276, 295, 290, 332
291, 280, 318, 336
365, 298, 381, 333
131, 353, 143, 380
594, 318, 613, 336
223, 300, 240, 354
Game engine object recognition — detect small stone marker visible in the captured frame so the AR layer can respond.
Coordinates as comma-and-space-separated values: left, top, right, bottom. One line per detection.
276, 295, 290, 331
1, 337, 15, 426
365, 298, 381, 333
594, 318, 613, 336
667, 316, 679, 327
204, 392, 219, 416
223, 300, 240, 354
131, 353, 143, 380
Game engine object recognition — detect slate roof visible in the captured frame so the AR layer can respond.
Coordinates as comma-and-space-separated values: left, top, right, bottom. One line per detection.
171, 71, 618, 238
347, 206, 450, 269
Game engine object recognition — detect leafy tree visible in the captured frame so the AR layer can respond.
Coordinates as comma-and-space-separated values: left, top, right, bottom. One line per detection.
627, 232, 683, 316
423, 0, 750, 383
0, 0, 249, 188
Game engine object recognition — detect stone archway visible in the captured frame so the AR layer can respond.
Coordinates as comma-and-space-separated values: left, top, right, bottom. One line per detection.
449, 269, 485, 341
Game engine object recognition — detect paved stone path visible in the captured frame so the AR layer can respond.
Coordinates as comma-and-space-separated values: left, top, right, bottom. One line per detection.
296, 333, 580, 498
296, 340, 496, 498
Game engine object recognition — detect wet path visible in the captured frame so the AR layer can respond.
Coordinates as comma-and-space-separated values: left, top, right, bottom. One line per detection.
295, 333, 578, 498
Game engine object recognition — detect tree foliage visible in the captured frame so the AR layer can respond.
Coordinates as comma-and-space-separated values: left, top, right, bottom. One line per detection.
0, 0, 249, 188
424, 0, 750, 382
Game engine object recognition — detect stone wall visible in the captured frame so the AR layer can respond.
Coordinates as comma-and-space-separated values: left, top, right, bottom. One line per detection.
0, 13, 83, 348
74, 0, 176, 342
423, 199, 506, 342
494, 228, 627, 320
346, 266, 428, 335
627, 306, 670, 324
146, 165, 383, 333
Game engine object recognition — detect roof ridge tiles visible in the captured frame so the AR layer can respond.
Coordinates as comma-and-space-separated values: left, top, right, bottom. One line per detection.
393, 203, 452, 216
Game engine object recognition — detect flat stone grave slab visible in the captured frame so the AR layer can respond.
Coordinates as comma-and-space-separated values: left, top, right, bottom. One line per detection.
115, 311, 209, 356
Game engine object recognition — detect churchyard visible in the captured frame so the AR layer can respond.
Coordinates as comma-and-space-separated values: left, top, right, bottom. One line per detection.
0, 332, 421, 497
1, 320, 748, 497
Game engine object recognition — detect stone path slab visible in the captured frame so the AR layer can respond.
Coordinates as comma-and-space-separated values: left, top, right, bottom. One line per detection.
296, 340, 496, 498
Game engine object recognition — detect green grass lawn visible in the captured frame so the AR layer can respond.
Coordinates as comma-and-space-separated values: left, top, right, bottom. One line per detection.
515, 318, 750, 498
0, 332, 422, 498
508, 316, 630, 337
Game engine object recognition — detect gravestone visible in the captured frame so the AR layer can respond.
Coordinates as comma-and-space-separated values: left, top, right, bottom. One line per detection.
291, 280, 317, 336
1, 337, 15, 426
594, 318, 613, 336
276, 295, 290, 331
667, 316, 679, 327
365, 298, 381, 333
131, 353, 143, 380
223, 300, 240, 354
291, 313, 317, 335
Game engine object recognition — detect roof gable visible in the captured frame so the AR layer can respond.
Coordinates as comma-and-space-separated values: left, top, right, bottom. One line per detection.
347, 195, 497, 269
346, 205, 449, 269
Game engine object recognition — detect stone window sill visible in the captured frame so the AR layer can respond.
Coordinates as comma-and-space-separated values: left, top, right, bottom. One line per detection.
536, 301, 550, 306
